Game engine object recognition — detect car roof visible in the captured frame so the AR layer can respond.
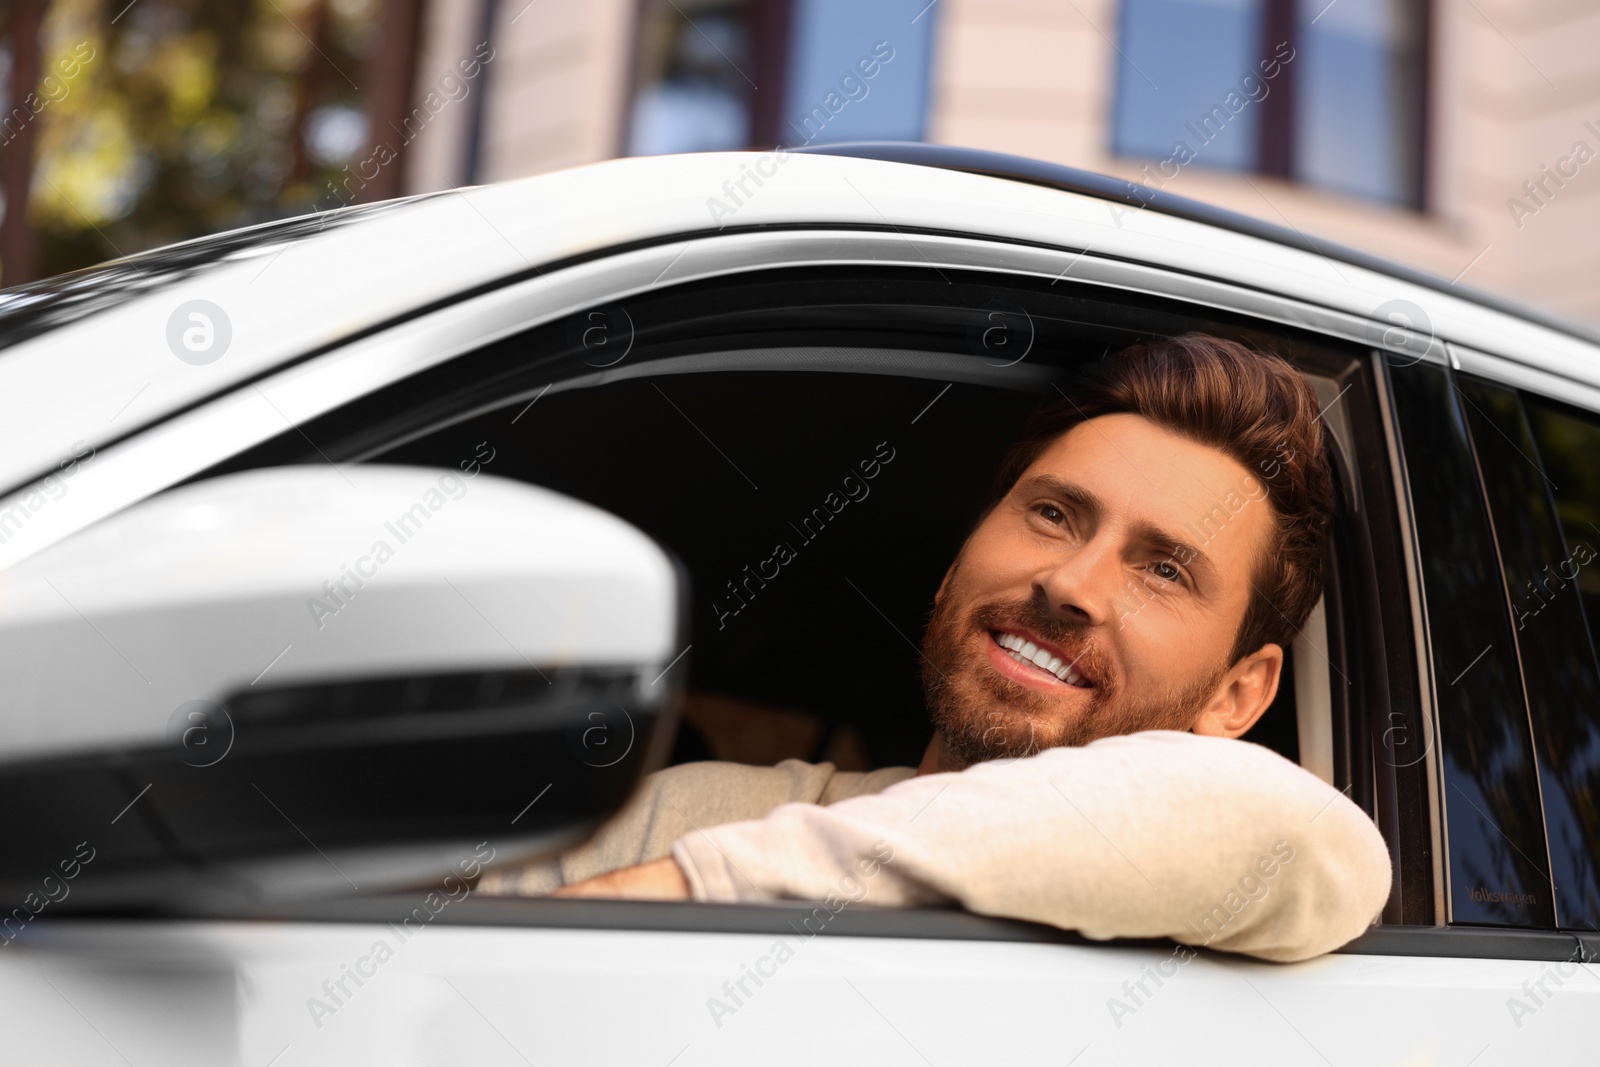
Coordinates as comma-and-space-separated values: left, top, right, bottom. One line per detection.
802, 142, 1600, 349
0, 198, 433, 349
0, 149, 1594, 494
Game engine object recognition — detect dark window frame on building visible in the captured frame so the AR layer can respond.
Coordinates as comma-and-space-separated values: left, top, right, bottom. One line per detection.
619, 0, 936, 158
1112, 0, 1432, 211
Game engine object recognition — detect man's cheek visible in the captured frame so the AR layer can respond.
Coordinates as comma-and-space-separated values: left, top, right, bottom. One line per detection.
1117, 623, 1175, 696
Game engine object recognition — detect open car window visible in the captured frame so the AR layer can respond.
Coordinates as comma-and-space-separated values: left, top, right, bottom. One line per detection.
197, 264, 1423, 929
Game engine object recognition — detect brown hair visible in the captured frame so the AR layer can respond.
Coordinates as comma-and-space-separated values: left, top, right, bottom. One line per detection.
990, 333, 1335, 664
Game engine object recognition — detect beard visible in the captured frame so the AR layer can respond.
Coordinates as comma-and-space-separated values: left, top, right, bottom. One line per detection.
920, 578, 1228, 769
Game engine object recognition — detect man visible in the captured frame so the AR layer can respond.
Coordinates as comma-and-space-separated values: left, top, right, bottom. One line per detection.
477, 333, 1391, 963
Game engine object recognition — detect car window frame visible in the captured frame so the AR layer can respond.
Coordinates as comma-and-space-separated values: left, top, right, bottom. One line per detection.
158, 259, 1433, 934
213, 895, 1600, 962
223, 266, 1375, 780
8, 224, 1496, 946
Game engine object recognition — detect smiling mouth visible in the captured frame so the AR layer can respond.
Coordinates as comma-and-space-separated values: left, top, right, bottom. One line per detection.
991, 630, 1094, 688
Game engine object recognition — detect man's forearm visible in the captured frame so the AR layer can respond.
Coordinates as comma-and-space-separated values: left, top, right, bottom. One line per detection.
549, 856, 691, 900
669, 731, 1391, 962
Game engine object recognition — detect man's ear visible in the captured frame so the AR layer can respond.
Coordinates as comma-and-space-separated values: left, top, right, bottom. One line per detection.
1191, 643, 1284, 739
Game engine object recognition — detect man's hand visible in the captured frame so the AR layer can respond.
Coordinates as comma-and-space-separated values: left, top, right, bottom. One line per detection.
549, 856, 691, 900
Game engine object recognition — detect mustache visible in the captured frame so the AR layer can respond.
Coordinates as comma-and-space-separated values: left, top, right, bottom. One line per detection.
967, 597, 1115, 692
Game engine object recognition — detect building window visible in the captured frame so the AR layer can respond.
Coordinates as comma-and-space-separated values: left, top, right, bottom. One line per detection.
1293, 0, 1426, 205
626, 0, 759, 156
1112, 0, 1427, 208
625, 0, 936, 156
779, 0, 935, 147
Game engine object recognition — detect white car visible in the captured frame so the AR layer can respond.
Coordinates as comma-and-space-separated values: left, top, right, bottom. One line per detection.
0, 145, 1595, 1065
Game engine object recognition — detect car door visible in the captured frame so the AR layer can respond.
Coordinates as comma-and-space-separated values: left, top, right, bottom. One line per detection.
6, 174, 1599, 1065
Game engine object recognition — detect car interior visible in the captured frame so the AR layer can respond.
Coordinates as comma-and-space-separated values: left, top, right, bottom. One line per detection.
205, 264, 1420, 916
373, 366, 1322, 777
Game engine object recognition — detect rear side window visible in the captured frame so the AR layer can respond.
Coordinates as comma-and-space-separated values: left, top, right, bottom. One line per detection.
1436, 373, 1600, 932
1512, 391, 1600, 930
1388, 362, 1554, 927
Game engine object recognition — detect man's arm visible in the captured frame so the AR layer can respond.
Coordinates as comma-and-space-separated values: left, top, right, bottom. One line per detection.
656, 731, 1390, 962
478, 756, 892, 896
550, 856, 690, 899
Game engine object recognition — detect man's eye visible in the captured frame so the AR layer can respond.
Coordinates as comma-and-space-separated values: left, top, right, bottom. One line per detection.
1149, 560, 1183, 583
1035, 504, 1066, 524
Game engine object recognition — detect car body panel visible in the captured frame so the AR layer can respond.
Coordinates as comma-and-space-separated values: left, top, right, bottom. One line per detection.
9, 918, 1598, 1065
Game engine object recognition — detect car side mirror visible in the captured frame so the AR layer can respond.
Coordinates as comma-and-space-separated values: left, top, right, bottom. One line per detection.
0, 466, 684, 913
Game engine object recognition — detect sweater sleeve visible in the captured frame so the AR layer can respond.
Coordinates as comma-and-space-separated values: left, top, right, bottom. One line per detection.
475, 758, 911, 896
670, 731, 1391, 962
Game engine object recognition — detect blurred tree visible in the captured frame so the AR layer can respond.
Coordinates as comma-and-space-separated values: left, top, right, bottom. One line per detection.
1, 0, 415, 287
358, 0, 422, 202
1, 0, 46, 285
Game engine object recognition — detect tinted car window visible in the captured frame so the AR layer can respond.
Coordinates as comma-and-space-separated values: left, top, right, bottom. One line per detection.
1387, 362, 1553, 926
1511, 390, 1600, 930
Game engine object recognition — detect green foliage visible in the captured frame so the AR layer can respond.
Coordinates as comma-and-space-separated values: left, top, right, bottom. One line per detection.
25, 0, 382, 278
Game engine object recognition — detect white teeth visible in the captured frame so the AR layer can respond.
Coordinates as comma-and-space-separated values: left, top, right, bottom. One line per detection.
994, 631, 1089, 687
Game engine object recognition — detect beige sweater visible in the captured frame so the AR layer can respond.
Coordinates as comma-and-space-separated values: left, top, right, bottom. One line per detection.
475, 759, 917, 896
482, 731, 1391, 963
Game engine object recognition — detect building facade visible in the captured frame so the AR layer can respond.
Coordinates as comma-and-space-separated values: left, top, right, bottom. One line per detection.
402, 0, 1600, 327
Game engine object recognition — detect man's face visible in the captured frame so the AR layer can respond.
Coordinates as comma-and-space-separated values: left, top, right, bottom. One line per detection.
922, 413, 1275, 767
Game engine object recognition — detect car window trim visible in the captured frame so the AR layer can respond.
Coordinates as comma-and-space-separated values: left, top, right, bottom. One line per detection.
801, 142, 1600, 351
0, 226, 1449, 573
1450, 342, 1600, 417
48, 896, 1596, 961
1373, 352, 1448, 925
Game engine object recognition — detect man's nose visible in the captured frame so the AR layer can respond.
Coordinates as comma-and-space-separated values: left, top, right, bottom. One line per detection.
1034, 535, 1119, 626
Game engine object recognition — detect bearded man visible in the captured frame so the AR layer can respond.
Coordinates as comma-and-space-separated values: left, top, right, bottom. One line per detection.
477, 333, 1390, 963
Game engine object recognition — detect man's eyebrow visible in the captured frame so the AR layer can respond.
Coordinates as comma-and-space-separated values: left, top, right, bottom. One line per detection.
1019, 474, 1218, 588
1128, 519, 1217, 586
1017, 475, 1103, 518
